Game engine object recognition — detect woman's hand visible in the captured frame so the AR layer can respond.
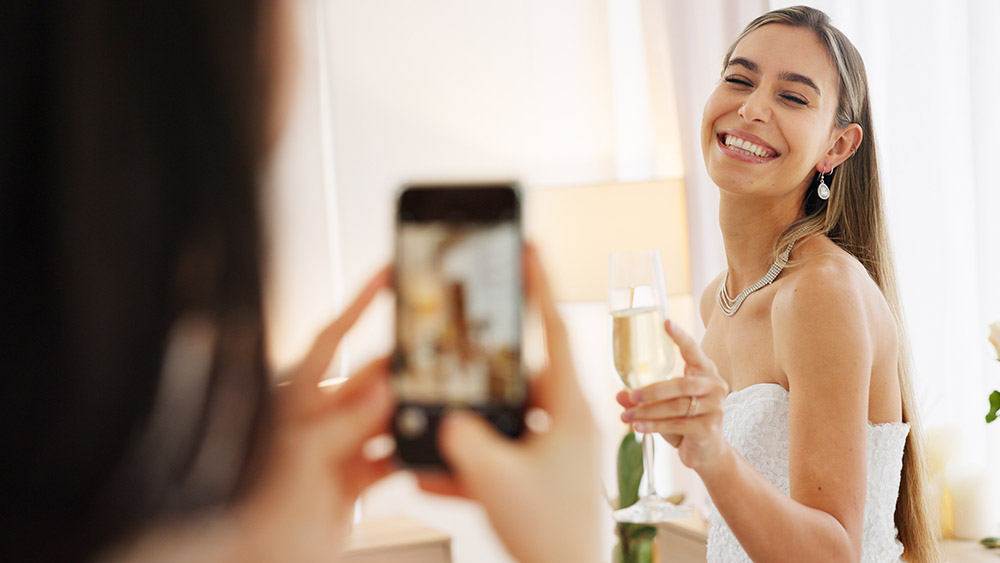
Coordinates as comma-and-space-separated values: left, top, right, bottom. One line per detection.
232, 267, 395, 561
103, 267, 396, 562
417, 245, 602, 563
616, 320, 730, 472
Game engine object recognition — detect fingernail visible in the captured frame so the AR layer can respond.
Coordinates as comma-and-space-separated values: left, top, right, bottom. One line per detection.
621, 410, 634, 422
633, 422, 647, 432
629, 391, 642, 403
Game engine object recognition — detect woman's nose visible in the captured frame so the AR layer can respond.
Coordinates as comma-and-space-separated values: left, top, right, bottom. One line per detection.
737, 93, 771, 124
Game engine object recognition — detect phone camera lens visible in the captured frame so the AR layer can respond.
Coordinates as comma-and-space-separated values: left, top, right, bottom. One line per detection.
396, 407, 428, 438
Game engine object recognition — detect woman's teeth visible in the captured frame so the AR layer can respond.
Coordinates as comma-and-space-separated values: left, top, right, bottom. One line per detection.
724, 135, 775, 158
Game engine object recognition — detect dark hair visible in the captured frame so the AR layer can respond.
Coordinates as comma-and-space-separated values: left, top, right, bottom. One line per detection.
2, 1, 273, 559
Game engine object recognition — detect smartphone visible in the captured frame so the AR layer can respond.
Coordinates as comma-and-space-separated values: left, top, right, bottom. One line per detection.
392, 182, 527, 468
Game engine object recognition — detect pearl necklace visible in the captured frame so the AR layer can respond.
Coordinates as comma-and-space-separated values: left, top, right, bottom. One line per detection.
718, 228, 807, 317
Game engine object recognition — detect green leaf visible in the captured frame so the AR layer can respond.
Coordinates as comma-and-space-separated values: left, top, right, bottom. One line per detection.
634, 537, 654, 563
625, 524, 657, 542
612, 542, 625, 563
987, 390, 1000, 423
615, 522, 657, 562
614, 432, 658, 563
617, 431, 644, 509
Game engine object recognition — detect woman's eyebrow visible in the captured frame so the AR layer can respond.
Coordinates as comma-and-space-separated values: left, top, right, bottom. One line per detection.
727, 56, 822, 97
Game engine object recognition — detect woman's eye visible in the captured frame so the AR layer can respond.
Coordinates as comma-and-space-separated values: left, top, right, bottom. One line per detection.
724, 76, 752, 87
781, 94, 808, 106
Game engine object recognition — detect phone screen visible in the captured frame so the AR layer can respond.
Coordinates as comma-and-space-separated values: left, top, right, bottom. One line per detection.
393, 184, 526, 467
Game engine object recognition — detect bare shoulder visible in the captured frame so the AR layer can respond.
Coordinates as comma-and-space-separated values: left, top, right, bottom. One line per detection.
699, 271, 726, 329
773, 241, 886, 326
771, 238, 896, 379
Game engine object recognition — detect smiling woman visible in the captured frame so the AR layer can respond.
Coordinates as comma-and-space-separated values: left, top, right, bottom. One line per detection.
618, 6, 940, 563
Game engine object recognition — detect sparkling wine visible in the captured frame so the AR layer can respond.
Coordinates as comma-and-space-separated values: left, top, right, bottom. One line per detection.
612, 306, 674, 389
607, 251, 691, 523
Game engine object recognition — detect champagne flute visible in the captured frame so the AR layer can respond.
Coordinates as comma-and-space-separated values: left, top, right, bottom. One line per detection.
609, 250, 691, 523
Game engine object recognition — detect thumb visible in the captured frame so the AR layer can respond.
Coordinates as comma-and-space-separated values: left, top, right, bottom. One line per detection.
439, 411, 515, 480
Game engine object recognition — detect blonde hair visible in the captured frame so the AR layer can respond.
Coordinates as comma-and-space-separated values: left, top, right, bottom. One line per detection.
722, 7, 940, 561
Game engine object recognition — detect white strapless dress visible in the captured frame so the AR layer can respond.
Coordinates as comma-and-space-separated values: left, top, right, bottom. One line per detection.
706, 383, 908, 563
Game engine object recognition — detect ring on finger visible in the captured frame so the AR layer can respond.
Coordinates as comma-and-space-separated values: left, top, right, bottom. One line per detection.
685, 395, 700, 418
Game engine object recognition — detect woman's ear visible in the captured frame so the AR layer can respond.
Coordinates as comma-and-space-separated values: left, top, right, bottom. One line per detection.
825, 123, 863, 169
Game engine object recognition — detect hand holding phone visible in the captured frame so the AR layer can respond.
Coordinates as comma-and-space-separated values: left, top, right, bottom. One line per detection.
417, 245, 604, 563
392, 183, 527, 468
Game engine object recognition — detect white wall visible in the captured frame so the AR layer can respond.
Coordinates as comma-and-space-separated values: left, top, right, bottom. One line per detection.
324, 0, 616, 289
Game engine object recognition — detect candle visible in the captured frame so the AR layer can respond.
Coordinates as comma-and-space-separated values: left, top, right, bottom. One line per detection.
946, 464, 998, 540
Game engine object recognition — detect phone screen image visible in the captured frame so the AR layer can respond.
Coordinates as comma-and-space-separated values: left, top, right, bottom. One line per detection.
393, 185, 526, 467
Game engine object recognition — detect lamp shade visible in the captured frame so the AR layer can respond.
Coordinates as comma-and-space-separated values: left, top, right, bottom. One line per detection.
525, 179, 690, 302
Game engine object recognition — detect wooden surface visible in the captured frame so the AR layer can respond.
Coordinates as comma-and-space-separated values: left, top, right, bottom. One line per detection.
655, 513, 709, 563
342, 516, 451, 563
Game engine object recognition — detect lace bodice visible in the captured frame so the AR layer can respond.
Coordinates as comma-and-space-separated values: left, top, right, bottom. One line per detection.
706, 384, 908, 563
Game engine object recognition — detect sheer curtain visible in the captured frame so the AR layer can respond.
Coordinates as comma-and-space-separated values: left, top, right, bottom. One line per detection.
647, 0, 1000, 520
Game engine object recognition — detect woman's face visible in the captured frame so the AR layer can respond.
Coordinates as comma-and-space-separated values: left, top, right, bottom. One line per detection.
701, 24, 842, 199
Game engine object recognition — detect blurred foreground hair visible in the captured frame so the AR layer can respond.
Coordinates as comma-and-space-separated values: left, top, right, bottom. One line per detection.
1, 1, 277, 558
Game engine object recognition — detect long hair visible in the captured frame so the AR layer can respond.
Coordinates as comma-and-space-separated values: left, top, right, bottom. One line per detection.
721, 7, 939, 562
1, 1, 274, 559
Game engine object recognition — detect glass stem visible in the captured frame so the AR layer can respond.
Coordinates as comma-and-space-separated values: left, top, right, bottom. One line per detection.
642, 432, 657, 498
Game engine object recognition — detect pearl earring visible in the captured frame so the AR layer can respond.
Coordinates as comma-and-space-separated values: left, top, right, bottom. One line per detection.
817, 168, 830, 200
